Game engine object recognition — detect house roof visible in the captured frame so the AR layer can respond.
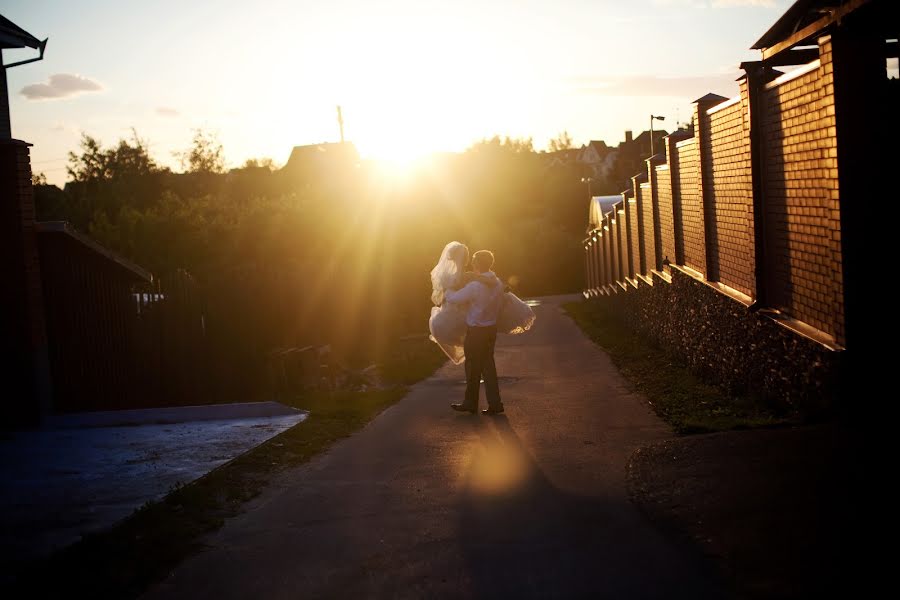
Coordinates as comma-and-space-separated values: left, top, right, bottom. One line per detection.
283, 142, 358, 170
632, 129, 669, 146
666, 129, 693, 142
751, 0, 891, 59
753, 0, 848, 50
0, 14, 42, 49
36, 221, 152, 282
693, 92, 728, 104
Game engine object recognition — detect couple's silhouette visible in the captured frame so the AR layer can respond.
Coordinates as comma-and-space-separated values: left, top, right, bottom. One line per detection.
428, 242, 534, 415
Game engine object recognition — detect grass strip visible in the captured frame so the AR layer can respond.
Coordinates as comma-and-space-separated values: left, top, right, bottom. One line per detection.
563, 300, 789, 434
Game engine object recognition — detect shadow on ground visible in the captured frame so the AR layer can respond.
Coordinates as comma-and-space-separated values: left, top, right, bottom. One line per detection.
458, 415, 725, 599
628, 424, 856, 599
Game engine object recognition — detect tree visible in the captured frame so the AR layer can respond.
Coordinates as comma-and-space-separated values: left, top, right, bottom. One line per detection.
241, 157, 277, 171
31, 171, 48, 186
178, 128, 225, 174
468, 135, 534, 154
67, 129, 160, 183
548, 130, 574, 152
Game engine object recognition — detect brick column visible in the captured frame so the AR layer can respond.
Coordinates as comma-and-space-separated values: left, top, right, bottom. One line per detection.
743, 64, 782, 309
621, 190, 633, 279
0, 139, 52, 426
829, 29, 886, 354
631, 173, 648, 276
614, 201, 626, 282
646, 155, 665, 272
665, 132, 690, 267
584, 242, 591, 293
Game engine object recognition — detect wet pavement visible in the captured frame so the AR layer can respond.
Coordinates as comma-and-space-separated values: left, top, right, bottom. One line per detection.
0, 402, 306, 567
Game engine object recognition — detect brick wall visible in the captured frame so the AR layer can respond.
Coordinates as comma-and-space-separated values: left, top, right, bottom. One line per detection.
621, 193, 633, 279
586, 238, 595, 290
613, 202, 625, 282
761, 38, 844, 343
640, 182, 655, 275
675, 139, 706, 274
605, 213, 620, 285
628, 192, 641, 280
704, 99, 755, 296
581, 37, 848, 346
655, 164, 676, 265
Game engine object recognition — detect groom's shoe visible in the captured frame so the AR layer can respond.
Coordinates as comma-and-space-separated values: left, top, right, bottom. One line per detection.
451, 403, 477, 414
482, 405, 504, 415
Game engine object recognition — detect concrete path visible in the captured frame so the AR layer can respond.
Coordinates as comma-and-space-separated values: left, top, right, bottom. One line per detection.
0, 403, 306, 570
146, 295, 724, 599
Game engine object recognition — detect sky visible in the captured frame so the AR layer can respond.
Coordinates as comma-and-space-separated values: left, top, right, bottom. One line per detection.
3, 0, 797, 185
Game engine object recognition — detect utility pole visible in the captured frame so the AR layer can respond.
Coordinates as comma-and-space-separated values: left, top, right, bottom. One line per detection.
336, 105, 345, 143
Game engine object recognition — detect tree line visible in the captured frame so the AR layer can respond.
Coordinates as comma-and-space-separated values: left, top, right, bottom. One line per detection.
32, 129, 592, 393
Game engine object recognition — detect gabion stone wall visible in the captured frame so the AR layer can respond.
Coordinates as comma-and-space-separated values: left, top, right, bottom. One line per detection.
602, 269, 842, 416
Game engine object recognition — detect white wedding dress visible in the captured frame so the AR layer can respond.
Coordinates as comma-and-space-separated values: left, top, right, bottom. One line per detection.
428, 242, 536, 364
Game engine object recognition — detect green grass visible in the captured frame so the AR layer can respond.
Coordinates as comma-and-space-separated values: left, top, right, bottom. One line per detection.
378, 334, 450, 385
13, 342, 447, 599
564, 300, 786, 434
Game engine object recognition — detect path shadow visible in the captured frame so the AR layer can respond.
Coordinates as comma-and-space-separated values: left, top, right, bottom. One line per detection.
457, 415, 725, 599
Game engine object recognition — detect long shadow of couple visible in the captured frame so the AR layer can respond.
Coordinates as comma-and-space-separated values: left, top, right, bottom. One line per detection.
456, 415, 725, 599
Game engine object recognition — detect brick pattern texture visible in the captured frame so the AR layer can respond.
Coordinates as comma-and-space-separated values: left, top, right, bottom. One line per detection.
761, 40, 844, 343
583, 40, 846, 345
704, 101, 755, 296
640, 182, 655, 275
624, 195, 636, 279
675, 140, 706, 274
628, 194, 640, 279
633, 184, 647, 275
655, 165, 676, 266
609, 214, 620, 283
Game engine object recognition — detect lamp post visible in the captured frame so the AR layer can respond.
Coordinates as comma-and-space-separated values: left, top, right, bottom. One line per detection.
650, 114, 665, 157
581, 176, 593, 198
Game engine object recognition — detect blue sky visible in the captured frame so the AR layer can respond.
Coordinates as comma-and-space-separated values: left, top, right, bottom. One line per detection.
3, 0, 793, 184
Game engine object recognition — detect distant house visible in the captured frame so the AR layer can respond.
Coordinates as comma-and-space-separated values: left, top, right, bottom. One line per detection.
282, 142, 359, 179
608, 128, 669, 190
577, 140, 617, 179
628, 129, 669, 158
544, 148, 580, 168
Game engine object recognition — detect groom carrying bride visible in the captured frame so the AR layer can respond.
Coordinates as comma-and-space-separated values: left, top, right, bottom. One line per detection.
444, 250, 505, 415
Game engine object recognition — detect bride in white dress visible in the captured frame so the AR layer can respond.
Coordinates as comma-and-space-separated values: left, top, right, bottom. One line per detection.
428, 241, 536, 363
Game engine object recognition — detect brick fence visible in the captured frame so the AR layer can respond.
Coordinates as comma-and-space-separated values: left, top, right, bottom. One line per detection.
582, 23, 898, 412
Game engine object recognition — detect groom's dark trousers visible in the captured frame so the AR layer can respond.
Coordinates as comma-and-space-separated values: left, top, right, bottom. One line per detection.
463, 325, 501, 409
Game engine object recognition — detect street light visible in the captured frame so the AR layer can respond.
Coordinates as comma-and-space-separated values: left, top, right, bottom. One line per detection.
580, 176, 593, 198
650, 114, 665, 157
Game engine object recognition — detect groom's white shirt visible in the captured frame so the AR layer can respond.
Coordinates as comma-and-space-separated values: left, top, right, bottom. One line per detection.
444, 271, 503, 327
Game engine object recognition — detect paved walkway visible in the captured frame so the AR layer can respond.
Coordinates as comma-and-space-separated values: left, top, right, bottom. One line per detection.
146, 295, 724, 599
0, 402, 305, 573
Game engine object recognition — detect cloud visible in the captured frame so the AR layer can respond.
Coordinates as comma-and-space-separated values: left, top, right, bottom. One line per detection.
20, 73, 103, 100
570, 72, 741, 98
156, 106, 180, 117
